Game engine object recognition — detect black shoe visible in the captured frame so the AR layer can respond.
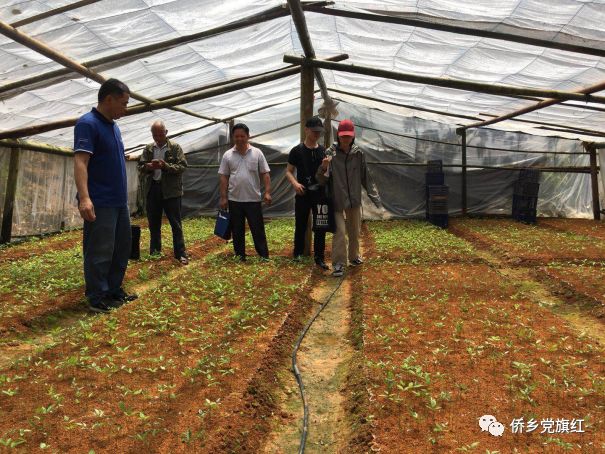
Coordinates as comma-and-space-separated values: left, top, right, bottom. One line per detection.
315, 259, 329, 270
89, 299, 112, 314
112, 289, 138, 303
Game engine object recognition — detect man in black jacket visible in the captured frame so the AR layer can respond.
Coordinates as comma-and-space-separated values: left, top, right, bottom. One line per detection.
285, 116, 328, 270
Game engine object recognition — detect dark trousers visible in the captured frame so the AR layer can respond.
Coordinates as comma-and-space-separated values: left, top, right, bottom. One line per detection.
293, 194, 326, 260
228, 200, 269, 259
146, 182, 186, 258
83, 205, 131, 304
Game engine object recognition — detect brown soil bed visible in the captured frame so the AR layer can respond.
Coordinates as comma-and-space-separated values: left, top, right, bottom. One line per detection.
538, 264, 605, 320
539, 218, 605, 241
0, 231, 81, 265
0, 218, 151, 266
345, 223, 605, 453
0, 254, 313, 452
0, 219, 330, 452
0, 235, 224, 340
449, 218, 605, 265
368, 220, 482, 265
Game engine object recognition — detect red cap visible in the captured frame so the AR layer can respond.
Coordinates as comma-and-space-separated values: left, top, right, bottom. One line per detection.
338, 119, 355, 137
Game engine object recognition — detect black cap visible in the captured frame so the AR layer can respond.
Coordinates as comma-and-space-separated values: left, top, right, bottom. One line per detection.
305, 116, 324, 132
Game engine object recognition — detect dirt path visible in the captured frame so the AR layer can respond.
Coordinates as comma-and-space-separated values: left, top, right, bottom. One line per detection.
263, 273, 355, 453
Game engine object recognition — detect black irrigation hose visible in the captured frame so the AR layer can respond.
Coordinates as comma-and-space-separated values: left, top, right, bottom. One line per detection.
292, 276, 345, 454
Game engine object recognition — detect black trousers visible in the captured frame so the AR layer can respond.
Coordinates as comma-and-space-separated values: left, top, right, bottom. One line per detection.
146, 182, 186, 258
228, 200, 269, 259
293, 194, 326, 260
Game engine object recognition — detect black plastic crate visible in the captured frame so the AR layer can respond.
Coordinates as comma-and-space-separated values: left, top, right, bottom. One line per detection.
130, 225, 141, 260
519, 169, 540, 183
428, 203, 448, 215
512, 194, 537, 211
513, 209, 537, 224
514, 181, 540, 197
427, 159, 443, 173
428, 214, 448, 228
428, 184, 449, 197
426, 172, 444, 186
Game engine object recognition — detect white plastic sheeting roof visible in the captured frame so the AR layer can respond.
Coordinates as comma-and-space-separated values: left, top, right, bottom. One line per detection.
1, 0, 605, 149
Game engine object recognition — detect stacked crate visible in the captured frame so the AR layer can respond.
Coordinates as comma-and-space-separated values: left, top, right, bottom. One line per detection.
512, 169, 540, 224
426, 160, 448, 228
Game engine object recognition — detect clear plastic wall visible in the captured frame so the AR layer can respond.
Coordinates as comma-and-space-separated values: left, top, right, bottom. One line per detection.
0, 98, 598, 240
0, 146, 138, 238
180, 100, 595, 220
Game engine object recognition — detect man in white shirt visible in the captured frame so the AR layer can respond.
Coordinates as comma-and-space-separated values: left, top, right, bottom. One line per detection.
218, 123, 271, 260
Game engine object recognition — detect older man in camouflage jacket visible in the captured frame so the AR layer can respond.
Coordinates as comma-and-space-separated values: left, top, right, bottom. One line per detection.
138, 120, 189, 264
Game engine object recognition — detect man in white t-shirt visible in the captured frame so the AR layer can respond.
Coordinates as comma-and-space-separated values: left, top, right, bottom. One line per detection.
218, 123, 271, 260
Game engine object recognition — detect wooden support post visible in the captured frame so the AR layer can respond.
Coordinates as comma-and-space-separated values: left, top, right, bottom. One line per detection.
586, 142, 601, 220
457, 128, 468, 216
59, 155, 69, 230
228, 119, 235, 146
300, 66, 314, 256
300, 66, 315, 140
1, 146, 21, 243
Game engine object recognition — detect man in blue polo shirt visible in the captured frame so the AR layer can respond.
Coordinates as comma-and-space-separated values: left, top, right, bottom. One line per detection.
74, 78, 136, 313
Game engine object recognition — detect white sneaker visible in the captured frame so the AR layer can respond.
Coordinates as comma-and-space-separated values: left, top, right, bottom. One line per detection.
332, 264, 344, 277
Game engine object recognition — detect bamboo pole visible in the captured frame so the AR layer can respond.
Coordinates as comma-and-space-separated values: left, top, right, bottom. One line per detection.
585, 142, 601, 220
457, 128, 468, 216
364, 163, 594, 173
0, 139, 73, 156
188, 162, 593, 173
127, 92, 317, 154
462, 79, 605, 131
283, 55, 605, 105
300, 66, 315, 140
1, 146, 21, 244
534, 126, 605, 138
288, 0, 334, 106
0, 4, 308, 97
479, 112, 605, 137
331, 90, 605, 137
10, 0, 101, 28
303, 5, 605, 58
329, 88, 483, 121
332, 118, 586, 155
0, 19, 219, 122
0, 70, 299, 140
0, 55, 348, 141
300, 65, 315, 256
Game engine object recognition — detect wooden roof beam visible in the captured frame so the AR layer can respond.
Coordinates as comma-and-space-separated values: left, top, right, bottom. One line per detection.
0, 4, 333, 98
460, 79, 605, 131
0, 54, 348, 140
10, 0, 101, 28
284, 55, 605, 104
303, 5, 605, 58
287, 0, 336, 110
